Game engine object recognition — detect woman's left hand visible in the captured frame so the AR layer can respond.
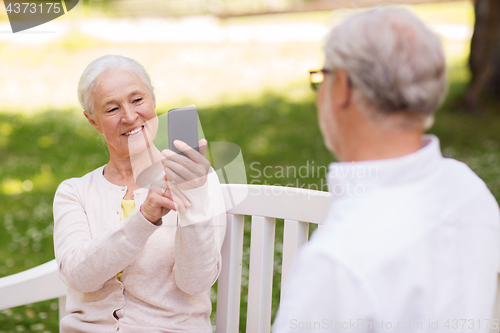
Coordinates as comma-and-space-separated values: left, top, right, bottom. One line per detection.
162, 139, 211, 213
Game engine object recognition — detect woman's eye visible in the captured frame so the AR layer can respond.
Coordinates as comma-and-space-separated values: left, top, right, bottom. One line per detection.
108, 107, 118, 113
134, 98, 143, 103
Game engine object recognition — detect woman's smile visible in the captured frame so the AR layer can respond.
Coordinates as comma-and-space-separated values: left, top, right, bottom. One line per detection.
123, 124, 145, 136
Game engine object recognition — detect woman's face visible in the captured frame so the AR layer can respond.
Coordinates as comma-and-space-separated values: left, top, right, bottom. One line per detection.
86, 69, 157, 158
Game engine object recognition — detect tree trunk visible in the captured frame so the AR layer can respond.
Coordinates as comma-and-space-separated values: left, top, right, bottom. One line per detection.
465, 0, 500, 110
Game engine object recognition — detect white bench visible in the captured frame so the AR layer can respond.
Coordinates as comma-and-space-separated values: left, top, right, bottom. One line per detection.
0, 184, 331, 333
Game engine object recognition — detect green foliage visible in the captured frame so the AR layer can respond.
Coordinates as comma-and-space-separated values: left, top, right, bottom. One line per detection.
409, 1, 474, 25
196, 91, 332, 189
0, 110, 107, 333
55, 32, 109, 52
0, 301, 59, 333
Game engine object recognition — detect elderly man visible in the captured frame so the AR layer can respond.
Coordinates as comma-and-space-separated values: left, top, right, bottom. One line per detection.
273, 7, 500, 333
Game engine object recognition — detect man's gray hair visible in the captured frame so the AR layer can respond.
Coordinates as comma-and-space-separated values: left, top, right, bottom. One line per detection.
78, 55, 155, 118
324, 7, 447, 123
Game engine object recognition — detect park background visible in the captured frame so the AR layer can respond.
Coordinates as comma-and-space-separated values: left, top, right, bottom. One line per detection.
0, 0, 499, 332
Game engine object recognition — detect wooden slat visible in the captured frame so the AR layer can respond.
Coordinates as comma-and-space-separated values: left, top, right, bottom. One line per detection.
216, 214, 245, 333
59, 296, 68, 320
246, 216, 276, 333
280, 219, 309, 302
221, 184, 330, 225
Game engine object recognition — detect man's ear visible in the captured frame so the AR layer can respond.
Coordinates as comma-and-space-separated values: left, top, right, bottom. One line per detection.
84, 111, 102, 133
332, 70, 352, 110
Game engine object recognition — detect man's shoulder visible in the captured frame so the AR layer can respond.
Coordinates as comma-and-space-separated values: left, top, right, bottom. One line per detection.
435, 157, 498, 213
309, 157, 499, 272
439, 157, 489, 191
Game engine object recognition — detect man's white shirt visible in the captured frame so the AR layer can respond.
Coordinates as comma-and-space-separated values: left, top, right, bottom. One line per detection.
273, 135, 500, 333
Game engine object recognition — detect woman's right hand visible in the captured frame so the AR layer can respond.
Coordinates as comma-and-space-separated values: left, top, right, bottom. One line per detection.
140, 187, 176, 225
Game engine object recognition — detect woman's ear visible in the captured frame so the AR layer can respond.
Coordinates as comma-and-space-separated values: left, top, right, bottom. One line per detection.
84, 111, 102, 133
153, 96, 156, 109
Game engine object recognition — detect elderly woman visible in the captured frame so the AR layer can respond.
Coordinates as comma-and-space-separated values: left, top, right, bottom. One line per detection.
53, 55, 226, 333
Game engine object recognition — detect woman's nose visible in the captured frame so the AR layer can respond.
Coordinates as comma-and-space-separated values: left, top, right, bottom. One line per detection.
121, 105, 138, 123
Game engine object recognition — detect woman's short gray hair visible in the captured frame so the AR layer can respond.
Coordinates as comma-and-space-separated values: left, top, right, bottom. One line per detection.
78, 55, 155, 117
324, 7, 447, 124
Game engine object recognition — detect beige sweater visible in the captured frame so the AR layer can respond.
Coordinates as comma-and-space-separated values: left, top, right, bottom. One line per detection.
53, 166, 226, 333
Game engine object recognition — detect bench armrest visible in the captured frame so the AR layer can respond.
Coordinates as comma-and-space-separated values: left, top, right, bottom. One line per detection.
0, 259, 67, 310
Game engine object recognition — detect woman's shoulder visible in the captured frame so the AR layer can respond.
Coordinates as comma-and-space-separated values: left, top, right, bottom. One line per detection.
56, 165, 106, 193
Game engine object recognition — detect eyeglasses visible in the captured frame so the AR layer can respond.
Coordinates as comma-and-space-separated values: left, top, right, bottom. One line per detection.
309, 68, 353, 92
309, 69, 331, 92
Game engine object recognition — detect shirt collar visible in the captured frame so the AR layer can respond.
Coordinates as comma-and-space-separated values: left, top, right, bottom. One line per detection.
327, 134, 443, 197
97, 165, 148, 197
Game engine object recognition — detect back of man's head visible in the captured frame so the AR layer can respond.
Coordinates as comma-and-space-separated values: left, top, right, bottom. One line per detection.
324, 7, 447, 125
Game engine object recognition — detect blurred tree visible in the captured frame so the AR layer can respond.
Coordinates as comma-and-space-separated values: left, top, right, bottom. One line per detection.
465, 0, 500, 110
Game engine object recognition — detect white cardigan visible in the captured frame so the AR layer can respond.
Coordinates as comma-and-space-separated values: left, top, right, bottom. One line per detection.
53, 166, 226, 333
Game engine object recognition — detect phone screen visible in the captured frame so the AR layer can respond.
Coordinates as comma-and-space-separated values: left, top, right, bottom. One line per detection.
167, 107, 199, 157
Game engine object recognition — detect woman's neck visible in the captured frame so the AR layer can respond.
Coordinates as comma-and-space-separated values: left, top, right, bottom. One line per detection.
104, 146, 164, 186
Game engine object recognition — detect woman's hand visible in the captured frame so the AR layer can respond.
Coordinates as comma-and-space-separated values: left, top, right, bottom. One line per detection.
162, 139, 211, 213
140, 187, 176, 224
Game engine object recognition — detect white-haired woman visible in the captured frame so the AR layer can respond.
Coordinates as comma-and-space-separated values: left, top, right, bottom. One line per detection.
53, 55, 226, 333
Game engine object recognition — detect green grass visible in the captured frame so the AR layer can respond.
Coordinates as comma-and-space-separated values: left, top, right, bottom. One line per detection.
0, 111, 108, 332
55, 32, 110, 52
1, 62, 500, 332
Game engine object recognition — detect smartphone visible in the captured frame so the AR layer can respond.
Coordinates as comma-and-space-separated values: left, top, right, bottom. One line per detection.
168, 107, 199, 157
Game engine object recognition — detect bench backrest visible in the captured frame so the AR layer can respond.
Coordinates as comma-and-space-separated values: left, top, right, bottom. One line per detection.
216, 184, 330, 332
